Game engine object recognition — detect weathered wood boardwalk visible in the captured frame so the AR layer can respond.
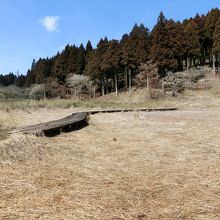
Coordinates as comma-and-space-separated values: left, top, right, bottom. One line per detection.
13, 108, 177, 136
14, 112, 89, 136
88, 107, 177, 115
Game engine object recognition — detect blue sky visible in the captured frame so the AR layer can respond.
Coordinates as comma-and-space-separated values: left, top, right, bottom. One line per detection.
0, 0, 220, 74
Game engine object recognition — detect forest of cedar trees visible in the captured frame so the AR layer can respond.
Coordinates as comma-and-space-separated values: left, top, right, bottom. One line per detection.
1, 9, 220, 96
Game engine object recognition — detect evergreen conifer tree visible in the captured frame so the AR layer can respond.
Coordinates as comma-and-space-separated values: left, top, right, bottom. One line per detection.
184, 19, 201, 68
213, 17, 220, 68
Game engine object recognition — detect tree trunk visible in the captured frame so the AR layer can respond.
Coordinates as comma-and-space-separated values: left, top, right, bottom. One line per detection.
124, 66, 128, 88
209, 48, 213, 67
128, 68, 132, 91
185, 58, 187, 68
187, 57, 191, 69
213, 51, 216, 74
179, 59, 183, 71
102, 76, 105, 96
192, 58, 195, 67
93, 88, 96, 98
217, 56, 219, 70
111, 78, 114, 92
114, 73, 118, 96
147, 76, 151, 98
202, 48, 206, 65
44, 90, 46, 100
44, 84, 46, 99
104, 74, 108, 94
183, 59, 186, 69
162, 77, 165, 96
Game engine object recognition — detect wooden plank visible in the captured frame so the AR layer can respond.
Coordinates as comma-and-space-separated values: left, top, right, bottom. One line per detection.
88, 107, 177, 115
13, 107, 177, 136
14, 112, 89, 136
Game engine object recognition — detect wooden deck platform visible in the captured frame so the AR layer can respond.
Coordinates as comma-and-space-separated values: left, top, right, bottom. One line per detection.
13, 108, 177, 136
87, 107, 177, 115
14, 112, 89, 136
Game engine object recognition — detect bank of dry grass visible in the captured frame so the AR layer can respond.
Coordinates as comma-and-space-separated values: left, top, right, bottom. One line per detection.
1, 74, 220, 219
1, 109, 220, 219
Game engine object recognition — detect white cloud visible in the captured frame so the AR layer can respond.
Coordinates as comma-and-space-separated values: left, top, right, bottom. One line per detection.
40, 16, 60, 32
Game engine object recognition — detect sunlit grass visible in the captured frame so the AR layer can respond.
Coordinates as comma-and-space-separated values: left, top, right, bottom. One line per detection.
0, 96, 180, 112
1, 81, 220, 113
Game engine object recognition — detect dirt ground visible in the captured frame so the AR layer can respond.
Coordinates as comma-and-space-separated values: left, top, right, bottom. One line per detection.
0, 105, 220, 219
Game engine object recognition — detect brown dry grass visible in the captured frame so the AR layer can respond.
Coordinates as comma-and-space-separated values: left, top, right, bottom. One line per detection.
1, 75, 220, 219
1, 110, 220, 219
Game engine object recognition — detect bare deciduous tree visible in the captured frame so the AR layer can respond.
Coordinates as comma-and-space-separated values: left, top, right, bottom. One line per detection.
66, 74, 96, 97
134, 62, 160, 98
29, 84, 45, 100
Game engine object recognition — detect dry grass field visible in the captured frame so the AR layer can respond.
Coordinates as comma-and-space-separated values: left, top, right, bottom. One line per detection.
1, 75, 220, 219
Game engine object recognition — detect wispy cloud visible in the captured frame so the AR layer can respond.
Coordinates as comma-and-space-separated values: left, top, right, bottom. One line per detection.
40, 16, 60, 32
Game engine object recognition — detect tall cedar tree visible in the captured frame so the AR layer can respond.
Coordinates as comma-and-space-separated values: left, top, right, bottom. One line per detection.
120, 24, 149, 89
85, 40, 93, 66
163, 20, 186, 71
102, 40, 121, 95
83, 50, 100, 80
184, 19, 201, 67
75, 44, 86, 75
120, 33, 131, 88
25, 69, 35, 86
84, 38, 109, 95
213, 18, 220, 58
0, 73, 16, 86
150, 13, 186, 75
27, 58, 53, 84
150, 12, 168, 76
67, 45, 79, 74
129, 23, 149, 64
15, 75, 27, 87
204, 8, 220, 69
23, 8, 220, 94
194, 13, 207, 64
97, 37, 109, 94
52, 45, 71, 82
205, 8, 220, 48
85, 40, 93, 53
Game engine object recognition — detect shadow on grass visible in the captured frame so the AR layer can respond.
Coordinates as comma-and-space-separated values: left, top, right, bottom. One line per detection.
0, 129, 9, 141
43, 120, 89, 137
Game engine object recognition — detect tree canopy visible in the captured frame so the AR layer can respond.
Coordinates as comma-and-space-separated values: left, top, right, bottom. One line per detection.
21, 8, 220, 95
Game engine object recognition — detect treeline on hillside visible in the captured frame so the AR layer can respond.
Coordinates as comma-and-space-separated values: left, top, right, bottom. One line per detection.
0, 73, 26, 87
25, 8, 220, 96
